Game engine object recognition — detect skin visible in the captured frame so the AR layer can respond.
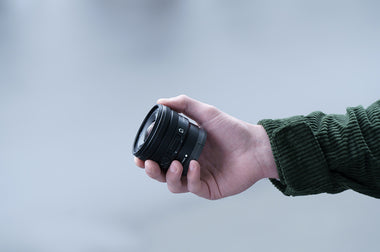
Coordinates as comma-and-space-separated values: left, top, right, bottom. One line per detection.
134, 95, 279, 200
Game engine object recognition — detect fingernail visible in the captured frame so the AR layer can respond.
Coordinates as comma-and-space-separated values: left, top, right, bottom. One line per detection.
189, 160, 196, 170
171, 164, 178, 173
145, 166, 152, 174
189, 164, 195, 171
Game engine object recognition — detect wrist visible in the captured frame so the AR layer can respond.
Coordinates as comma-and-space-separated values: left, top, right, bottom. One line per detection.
251, 124, 279, 180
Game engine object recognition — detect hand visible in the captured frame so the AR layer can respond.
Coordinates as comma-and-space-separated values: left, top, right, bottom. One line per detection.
134, 95, 278, 200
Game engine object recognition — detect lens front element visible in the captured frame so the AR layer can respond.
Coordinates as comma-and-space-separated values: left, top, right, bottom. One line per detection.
145, 121, 155, 141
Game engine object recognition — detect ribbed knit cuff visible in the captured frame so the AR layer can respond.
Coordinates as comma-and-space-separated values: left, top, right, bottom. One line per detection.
259, 116, 338, 196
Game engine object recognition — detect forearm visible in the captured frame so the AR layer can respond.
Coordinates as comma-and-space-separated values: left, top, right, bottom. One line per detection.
259, 100, 380, 198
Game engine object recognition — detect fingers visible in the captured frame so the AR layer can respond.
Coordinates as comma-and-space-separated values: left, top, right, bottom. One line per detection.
166, 161, 188, 193
134, 157, 145, 168
145, 160, 166, 182
157, 95, 219, 125
187, 160, 206, 197
138, 158, 198, 195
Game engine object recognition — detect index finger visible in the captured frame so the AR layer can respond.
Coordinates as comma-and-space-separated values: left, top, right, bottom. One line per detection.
157, 95, 219, 125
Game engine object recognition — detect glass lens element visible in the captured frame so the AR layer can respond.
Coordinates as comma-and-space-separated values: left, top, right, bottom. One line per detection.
144, 121, 155, 141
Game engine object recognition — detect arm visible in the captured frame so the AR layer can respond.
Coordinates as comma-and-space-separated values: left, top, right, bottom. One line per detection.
135, 96, 380, 199
260, 100, 380, 198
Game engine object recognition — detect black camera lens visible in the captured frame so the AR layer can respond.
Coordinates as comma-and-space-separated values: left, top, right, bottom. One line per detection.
133, 104, 207, 175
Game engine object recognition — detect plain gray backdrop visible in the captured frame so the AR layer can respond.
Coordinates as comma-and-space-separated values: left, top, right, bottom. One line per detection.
1, 0, 379, 251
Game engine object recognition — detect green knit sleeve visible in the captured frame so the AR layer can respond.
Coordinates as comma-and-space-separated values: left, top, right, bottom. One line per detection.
258, 100, 380, 198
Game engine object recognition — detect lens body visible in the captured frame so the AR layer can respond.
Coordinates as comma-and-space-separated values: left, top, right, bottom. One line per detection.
133, 104, 207, 175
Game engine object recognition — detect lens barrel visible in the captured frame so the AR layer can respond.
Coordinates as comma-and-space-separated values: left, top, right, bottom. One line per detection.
133, 104, 207, 176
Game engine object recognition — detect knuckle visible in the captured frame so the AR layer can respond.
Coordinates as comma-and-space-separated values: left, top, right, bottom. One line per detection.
167, 184, 181, 194
188, 184, 197, 194
187, 177, 200, 193
204, 104, 219, 117
177, 94, 189, 101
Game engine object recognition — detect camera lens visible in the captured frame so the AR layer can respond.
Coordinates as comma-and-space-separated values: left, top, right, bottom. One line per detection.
133, 104, 207, 176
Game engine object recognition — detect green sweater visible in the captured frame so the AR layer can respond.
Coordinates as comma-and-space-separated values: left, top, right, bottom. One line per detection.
259, 100, 380, 198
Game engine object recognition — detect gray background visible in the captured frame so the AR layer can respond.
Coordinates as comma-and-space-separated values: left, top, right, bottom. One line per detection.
1, 0, 379, 251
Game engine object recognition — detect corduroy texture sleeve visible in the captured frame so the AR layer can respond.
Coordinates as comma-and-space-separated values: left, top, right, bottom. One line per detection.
258, 100, 380, 198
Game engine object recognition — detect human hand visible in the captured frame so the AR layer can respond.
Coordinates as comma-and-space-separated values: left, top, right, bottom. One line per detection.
134, 95, 278, 200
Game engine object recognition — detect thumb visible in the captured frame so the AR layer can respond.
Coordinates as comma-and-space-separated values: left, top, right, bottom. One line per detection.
157, 95, 219, 125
